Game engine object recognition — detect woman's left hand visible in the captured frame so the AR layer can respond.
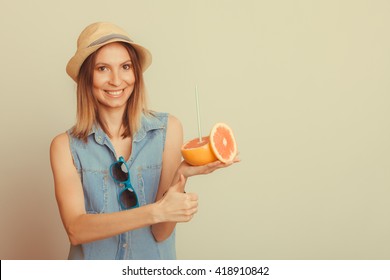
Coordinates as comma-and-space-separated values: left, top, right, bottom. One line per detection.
179, 155, 240, 178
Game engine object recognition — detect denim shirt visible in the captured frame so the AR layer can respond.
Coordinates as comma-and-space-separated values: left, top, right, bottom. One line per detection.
66, 112, 176, 260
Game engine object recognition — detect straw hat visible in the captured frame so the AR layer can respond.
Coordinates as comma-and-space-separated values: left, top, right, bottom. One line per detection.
66, 22, 152, 82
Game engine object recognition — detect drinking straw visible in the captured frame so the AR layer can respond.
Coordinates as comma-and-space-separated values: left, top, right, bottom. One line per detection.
195, 85, 203, 143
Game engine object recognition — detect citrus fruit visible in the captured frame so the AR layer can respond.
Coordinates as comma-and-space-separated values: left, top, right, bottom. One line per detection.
181, 136, 217, 166
209, 122, 237, 163
181, 123, 237, 166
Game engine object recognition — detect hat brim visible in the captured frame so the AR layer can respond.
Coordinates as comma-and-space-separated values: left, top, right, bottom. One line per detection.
66, 38, 152, 82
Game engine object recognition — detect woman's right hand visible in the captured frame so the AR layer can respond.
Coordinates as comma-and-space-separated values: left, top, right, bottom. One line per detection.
155, 174, 198, 223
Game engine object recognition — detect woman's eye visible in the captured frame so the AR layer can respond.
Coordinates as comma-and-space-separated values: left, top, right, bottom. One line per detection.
97, 66, 108, 71
123, 64, 132, 70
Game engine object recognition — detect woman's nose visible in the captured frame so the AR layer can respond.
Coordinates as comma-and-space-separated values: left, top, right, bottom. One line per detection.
109, 70, 121, 86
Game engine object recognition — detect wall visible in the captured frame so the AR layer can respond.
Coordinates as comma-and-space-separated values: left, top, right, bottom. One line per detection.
1, 0, 389, 259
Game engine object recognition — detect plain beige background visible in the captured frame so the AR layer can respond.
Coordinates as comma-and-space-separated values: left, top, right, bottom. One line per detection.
1, 0, 389, 259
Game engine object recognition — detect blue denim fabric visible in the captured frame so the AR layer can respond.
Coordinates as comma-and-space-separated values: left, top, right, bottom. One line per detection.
66, 112, 176, 260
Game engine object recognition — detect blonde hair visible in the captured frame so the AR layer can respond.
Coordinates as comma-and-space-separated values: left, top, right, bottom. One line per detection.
71, 42, 149, 142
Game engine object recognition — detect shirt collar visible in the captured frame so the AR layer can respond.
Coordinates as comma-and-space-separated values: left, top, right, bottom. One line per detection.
134, 113, 165, 142
89, 125, 106, 145
89, 113, 165, 145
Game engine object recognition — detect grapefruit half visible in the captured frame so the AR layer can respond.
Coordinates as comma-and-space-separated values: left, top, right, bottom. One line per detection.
181, 136, 217, 166
181, 123, 237, 166
209, 123, 237, 163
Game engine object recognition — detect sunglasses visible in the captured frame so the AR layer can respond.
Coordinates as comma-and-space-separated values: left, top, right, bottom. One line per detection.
110, 156, 139, 210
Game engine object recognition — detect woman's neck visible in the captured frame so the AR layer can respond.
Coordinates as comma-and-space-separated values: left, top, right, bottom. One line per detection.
98, 107, 127, 139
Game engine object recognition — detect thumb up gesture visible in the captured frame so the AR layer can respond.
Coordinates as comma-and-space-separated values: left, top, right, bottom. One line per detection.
156, 175, 198, 223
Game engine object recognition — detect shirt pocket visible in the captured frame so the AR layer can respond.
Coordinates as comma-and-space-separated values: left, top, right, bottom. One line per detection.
134, 164, 162, 205
81, 169, 109, 214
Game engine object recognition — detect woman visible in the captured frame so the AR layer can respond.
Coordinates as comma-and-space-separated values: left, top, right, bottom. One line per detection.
50, 22, 237, 260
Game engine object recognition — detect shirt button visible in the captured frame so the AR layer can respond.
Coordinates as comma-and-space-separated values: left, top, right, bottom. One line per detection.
122, 243, 127, 248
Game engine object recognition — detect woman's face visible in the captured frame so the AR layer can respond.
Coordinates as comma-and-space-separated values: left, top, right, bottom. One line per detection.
92, 42, 135, 111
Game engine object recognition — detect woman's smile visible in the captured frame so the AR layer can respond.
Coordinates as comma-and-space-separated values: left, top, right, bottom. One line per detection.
104, 89, 125, 96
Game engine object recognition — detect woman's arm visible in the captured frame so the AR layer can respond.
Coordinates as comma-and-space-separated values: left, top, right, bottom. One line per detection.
151, 115, 187, 242
50, 132, 197, 246
151, 115, 240, 242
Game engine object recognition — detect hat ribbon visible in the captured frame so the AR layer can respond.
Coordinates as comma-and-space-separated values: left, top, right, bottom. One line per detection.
88, 34, 133, 47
